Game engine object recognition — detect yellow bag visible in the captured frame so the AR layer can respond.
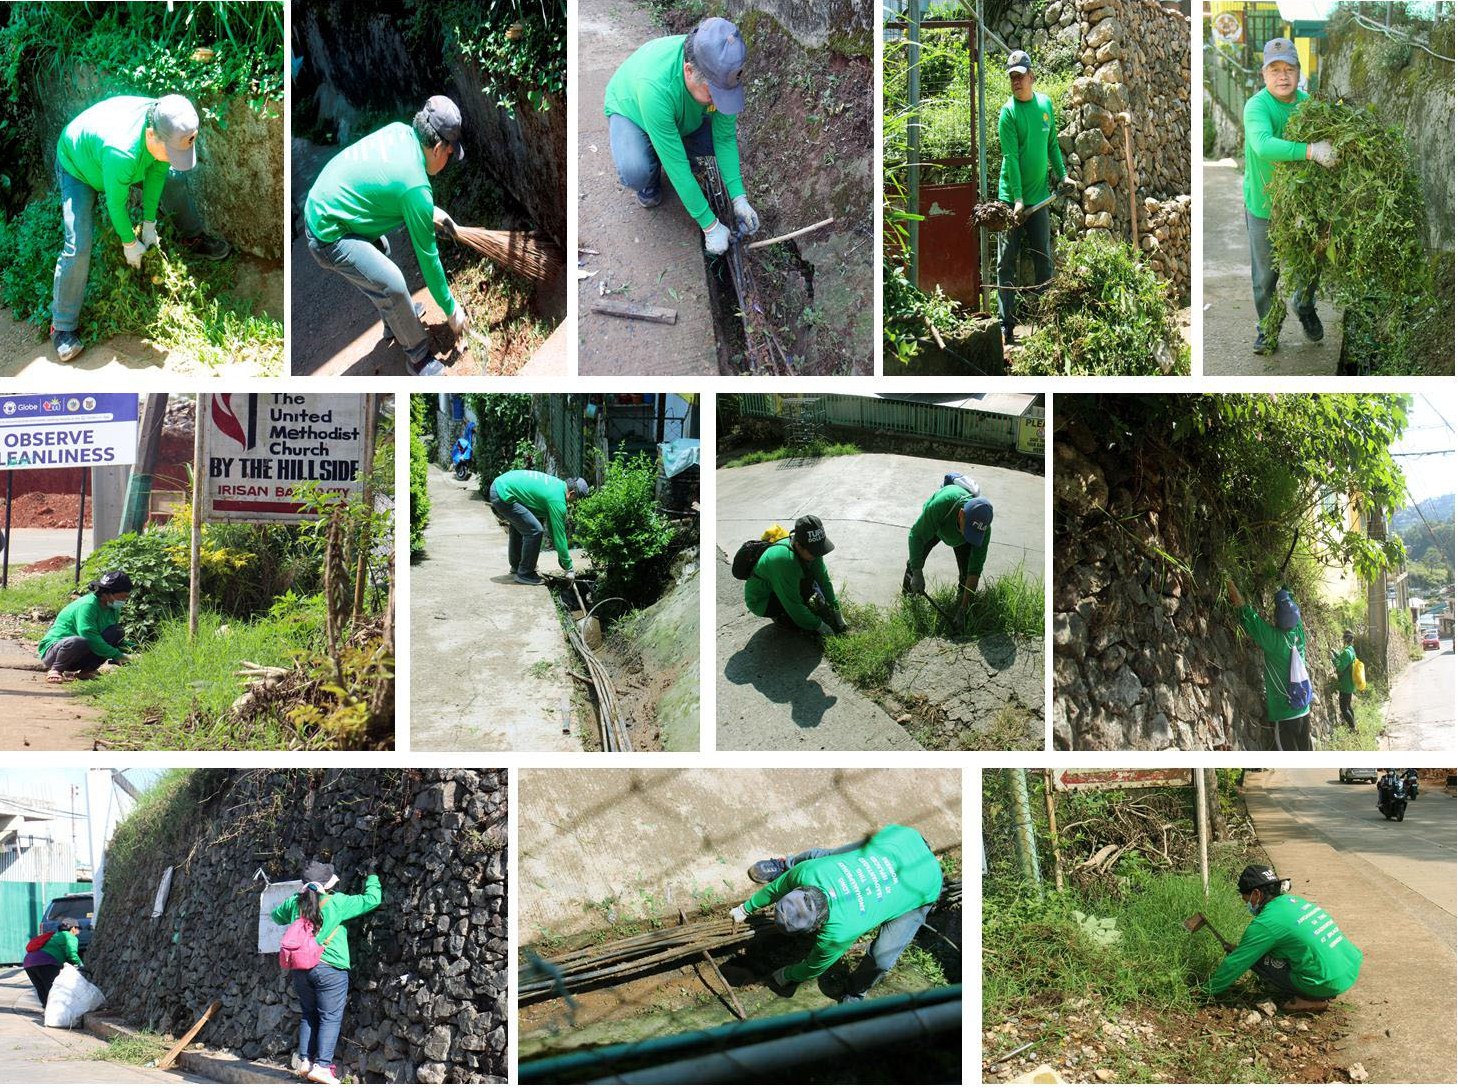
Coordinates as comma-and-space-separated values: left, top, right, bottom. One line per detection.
1352, 658, 1367, 692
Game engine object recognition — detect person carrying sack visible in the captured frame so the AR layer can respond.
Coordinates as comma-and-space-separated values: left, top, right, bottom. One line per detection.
21, 918, 83, 1013
270, 861, 382, 1085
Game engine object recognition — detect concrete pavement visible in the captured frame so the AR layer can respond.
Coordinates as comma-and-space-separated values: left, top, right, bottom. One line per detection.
0, 637, 100, 749
1384, 640, 1455, 750
410, 464, 582, 751
1244, 768, 1455, 1083
717, 452, 1045, 610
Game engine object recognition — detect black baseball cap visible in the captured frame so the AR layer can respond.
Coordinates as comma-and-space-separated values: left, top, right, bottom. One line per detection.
793, 515, 833, 556
1237, 864, 1282, 894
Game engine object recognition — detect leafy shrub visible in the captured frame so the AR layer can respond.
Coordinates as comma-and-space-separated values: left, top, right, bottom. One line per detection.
408, 0, 565, 114
465, 393, 533, 495
573, 453, 675, 606
82, 529, 189, 645
409, 395, 432, 558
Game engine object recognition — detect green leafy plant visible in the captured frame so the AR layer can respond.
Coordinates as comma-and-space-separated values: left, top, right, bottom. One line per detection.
407, 0, 565, 115
572, 452, 676, 607
465, 393, 534, 494
82, 528, 189, 645
409, 395, 432, 559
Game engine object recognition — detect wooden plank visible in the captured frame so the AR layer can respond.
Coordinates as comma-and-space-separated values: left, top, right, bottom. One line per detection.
157, 999, 221, 1070
589, 300, 678, 325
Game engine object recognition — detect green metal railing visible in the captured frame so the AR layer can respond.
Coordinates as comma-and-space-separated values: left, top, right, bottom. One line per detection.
737, 394, 1035, 453
1206, 47, 1260, 130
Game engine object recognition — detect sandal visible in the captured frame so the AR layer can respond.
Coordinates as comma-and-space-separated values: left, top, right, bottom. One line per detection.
45, 671, 68, 684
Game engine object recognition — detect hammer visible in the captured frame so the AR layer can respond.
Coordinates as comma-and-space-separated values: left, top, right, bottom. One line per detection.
1182, 911, 1235, 953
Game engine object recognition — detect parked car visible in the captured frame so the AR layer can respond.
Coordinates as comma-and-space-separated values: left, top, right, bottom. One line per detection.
1422, 629, 1440, 650
41, 892, 95, 956
1339, 768, 1378, 783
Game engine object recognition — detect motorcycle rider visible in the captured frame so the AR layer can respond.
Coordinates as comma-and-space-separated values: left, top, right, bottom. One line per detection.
1403, 768, 1420, 801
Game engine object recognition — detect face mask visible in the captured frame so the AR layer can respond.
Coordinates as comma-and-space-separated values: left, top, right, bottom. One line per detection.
1247, 900, 1260, 916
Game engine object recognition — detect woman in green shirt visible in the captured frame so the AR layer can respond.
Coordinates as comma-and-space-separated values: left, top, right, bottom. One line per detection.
38, 570, 135, 682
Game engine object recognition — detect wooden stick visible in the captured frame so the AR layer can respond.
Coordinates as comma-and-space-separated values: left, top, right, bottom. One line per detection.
158, 1000, 220, 1070
590, 300, 678, 325
1121, 120, 1139, 251
702, 949, 748, 1020
745, 217, 835, 250
923, 315, 946, 350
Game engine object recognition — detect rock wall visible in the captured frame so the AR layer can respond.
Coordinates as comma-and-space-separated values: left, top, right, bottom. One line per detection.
87, 769, 507, 1084
722, 0, 873, 50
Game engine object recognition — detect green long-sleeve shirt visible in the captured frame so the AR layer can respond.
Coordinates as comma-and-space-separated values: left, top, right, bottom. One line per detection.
39, 929, 83, 966
604, 35, 745, 228
1243, 87, 1310, 219
997, 92, 1065, 206
907, 485, 990, 575
492, 470, 573, 571
1237, 604, 1308, 722
37, 593, 127, 663
741, 825, 943, 983
1331, 644, 1357, 695
744, 539, 838, 631
304, 122, 456, 316
270, 874, 382, 971
1206, 892, 1362, 998
56, 96, 169, 245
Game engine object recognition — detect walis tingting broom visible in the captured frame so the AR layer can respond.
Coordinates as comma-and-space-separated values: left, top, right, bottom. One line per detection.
444, 222, 565, 284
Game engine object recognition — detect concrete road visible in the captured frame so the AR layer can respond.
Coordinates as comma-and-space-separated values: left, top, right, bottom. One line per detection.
1244, 768, 1455, 1083
1384, 640, 1455, 750
1202, 159, 1343, 375
410, 465, 582, 751
718, 452, 1045, 610
0, 529, 93, 568
0, 969, 200, 1083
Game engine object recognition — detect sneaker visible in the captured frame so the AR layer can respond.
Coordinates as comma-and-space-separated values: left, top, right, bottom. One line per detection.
1002, 327, 1017, 347
1253, 331, 1274, 355
290, 1053, 310, 1078
406, 355, 447, 377
748, 857, 789, 883
305, 1063, 340, 1085
1297, 308, 1324, 343
50, 326, 83, 362
636, 183, 662, 209
383, 302, 428, 345
514, 571, 544, 586
181, 233, 231, 261
838, 992, 866, 1004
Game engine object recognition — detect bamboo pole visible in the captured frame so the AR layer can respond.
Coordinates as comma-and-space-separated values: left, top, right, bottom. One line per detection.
1043, 768, 1064, 892
188, 395, 206, 640
745, 217, 835, 251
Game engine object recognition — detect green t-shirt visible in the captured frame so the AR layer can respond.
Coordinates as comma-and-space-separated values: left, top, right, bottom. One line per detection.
38, 593, 127, 662
40, 929, 83, 966
996, 92, 1065, 205
741, 825, 943, 983
1237, 604, 1308, 722
493, 470, 573, 571
1206, 892, 1362, 997
907, 485, 991, 575
304, 122, 455, 316
604, 34, 745, 228
1242, 87, 1310, 219
270, 874, 382, 971
56, 95, 170, 244
744, 538, 838, 631
1331, 644, 1357, 695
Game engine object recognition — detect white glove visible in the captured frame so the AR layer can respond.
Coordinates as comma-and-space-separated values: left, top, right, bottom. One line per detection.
1058, 176, 1078, 196
433, 205, 458, 238
730, 905, 747, 924
123, 240, 145, 268
1013, 200, 1026, 221
448, 303, 470, 337
732, 195, 760, 235
703, 219, 731, 255
1307, 140, 1337, 168
564, 570, 576, 583
140, 221, 158, 248
815, 621, 835, 637
772, 966, 791, 986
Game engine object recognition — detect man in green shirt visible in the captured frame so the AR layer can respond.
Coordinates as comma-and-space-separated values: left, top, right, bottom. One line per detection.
1331, 628, 1357, 730
38, 570, 135, 682
51, 94, 229, 363
996, 50, 1075, 346
744, 515, 846, 635
904, 473, 994, 629
1243, 38, 1338, 355
1205, 865, 1361, 1011
488, 469, 590, 585
730, 825, 944, 1002
1227, 578, 1312, 751
605, 17, 759, 256
304, 96, 469, 377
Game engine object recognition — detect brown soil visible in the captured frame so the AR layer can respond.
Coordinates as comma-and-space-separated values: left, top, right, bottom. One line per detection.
4, 492, 93, 529
20, 555, 77, 575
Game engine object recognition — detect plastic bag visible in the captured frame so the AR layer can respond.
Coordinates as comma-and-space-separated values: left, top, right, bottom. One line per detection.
44, 963, 105, 1028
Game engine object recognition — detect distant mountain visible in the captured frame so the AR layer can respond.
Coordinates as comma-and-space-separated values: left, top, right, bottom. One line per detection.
1394, 493, 1454, 533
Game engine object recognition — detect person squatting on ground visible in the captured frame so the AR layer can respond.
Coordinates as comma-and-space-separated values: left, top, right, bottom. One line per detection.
996, 50, 1075, 346
21, 918, 83, 1012
488, 469, 590, 586
903, 473, 994, 629
1227, 578, 1313, 751
37, 570, 136, 683
1243, 37, 1338, 355
271, 861, 382, 1085
304, 96, 470, 377
730, 825, 944, 1003
604, 17, 760, 256
1331, 628, 1357, 731
1204, 865, 1361, 1012
743, 515, 847, 636
51, 94, 230, 362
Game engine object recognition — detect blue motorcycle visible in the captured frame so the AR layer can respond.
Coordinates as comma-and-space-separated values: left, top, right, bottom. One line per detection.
452, 421, 476, 481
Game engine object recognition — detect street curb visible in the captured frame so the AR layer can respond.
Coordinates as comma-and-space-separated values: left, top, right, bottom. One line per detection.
82, 1012, 296, 1084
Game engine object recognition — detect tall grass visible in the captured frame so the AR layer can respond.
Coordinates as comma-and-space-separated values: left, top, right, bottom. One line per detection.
722, 440, 861, 468
0, 570, 79, 619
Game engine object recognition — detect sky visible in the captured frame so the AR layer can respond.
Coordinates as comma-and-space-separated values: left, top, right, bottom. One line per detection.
1392, 393, 1456, 505
0, 768, 168, 867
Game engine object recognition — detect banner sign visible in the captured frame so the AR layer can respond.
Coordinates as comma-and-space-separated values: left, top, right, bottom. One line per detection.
1051, 769, 1194, 792
204, 394, 367, 523
0, 393, 139, 471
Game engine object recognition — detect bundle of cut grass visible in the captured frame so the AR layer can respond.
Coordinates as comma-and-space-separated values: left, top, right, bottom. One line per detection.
1011, 233, 1190, 376
1263, 96, 1437, 370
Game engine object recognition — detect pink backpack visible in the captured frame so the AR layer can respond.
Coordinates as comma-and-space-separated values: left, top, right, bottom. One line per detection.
278, 914, 341, 970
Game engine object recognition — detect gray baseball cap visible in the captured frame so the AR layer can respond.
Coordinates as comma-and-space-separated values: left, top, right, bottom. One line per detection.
689, 17, 747, 115
773, 888, 827, 935
151, 95, 200, 171
569, 477, 590, 499
420, 95, 465, 162
1007, 50, 1033, 76
1262, 38, 1300, 70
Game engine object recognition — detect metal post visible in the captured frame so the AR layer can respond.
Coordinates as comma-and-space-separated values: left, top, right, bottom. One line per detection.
188, 395, 205, 640
1043, 768, 1064, 891
73, 468, 88, 586
976, 0, 991, 308
2, 471, 12, 590
1194, 769, 1210, 898
1007, 769, 1042, 886
908, 0, 922, 286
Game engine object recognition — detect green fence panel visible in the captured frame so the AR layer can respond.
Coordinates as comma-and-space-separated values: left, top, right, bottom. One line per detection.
0, 881, 91, 964
736, 395, 1023, 452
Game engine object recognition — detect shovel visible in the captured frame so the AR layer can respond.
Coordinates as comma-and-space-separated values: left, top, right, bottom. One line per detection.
1182, 911, 1235, 953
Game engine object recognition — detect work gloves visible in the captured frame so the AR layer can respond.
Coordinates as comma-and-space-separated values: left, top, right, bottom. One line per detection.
433, 205, 458, 239
563, 570, 576, 583
448, 303, 470, 338
1058, 176, 1078, 196
730, 905, 748, 924
771, 966, 792, 987
904, 566, 926, 596
123, 240, 145, 269
703, 219, 731, 256
830, 608, 848, 635
1307, 140, 1338, 169
1013, 200, 1026, 222
140, 221, 159, 248
732, 195, 760, 236
815, 621, 835, 638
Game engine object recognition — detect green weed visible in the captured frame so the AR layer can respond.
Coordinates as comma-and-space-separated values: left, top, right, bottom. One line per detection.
895, 942, 949, 987
1328, 691, 1386, 751
0, 570, 79, 620
723, 440, 860, 468
74, 1030, 171, 1066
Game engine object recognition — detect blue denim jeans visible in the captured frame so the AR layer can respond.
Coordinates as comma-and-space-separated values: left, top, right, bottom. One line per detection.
291, 963, 349, 1067
608, 115, 714, 193
1246, 210, 1317, 332
52, 165, 205, 332
489, 480, 544, 575
997, 203, 1053, 335
306, 228, 430, 365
